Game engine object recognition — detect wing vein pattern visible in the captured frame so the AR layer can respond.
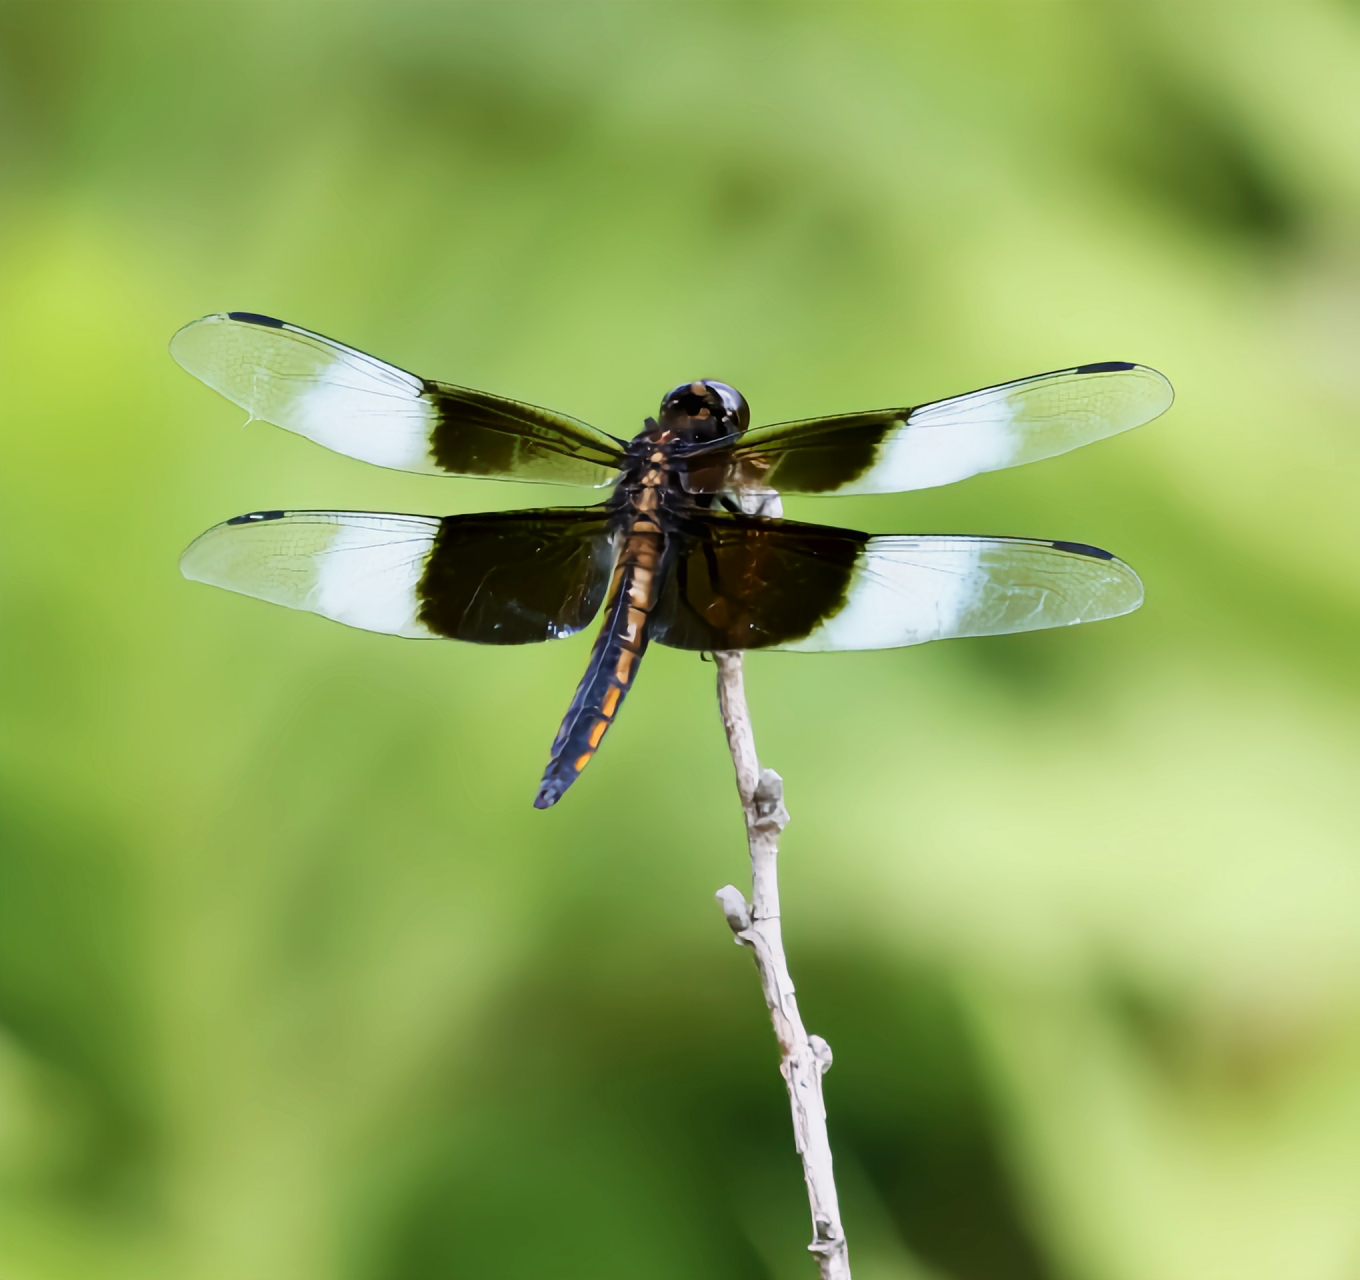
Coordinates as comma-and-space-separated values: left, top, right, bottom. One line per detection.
180, 507, 615, 643
650, 513, 1142, 651
680, 361, 1172, 497
171, 312, 625, 486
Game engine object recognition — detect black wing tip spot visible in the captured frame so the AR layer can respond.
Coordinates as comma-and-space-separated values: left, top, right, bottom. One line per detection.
226, 510, 287, 525
227, 311, 286, 329
1074, 360, 1136, 374
1050, 539, 1115, 560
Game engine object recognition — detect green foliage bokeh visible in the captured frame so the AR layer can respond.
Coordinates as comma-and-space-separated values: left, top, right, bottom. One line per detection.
2, 4, 1359, 1279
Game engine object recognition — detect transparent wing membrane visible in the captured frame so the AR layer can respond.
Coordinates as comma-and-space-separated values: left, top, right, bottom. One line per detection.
180, 510, 443, 637
776, 534, 1144, 651
649, 512, 1142, 651
682, 362, 1172, 497
181, 507, 614, 643
171, 313, 625, 486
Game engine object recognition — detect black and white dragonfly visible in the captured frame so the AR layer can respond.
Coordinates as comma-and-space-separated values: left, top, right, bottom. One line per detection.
174, 313, 1171, 807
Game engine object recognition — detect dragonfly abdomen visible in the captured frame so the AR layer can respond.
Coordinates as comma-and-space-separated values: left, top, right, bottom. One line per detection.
533, 518, 664, 809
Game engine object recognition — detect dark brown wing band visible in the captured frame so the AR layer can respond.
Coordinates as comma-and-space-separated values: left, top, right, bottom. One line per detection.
427, 381, 626, 487
418, 507, 615, 644
679, 412, 897, 496
650, 512, 866, 650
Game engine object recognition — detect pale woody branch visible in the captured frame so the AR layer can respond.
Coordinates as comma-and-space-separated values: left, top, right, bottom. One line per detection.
714, 649, 851, 1280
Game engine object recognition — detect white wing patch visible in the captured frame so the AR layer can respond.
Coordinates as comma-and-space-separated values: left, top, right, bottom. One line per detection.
864, 409, 1015, 492
290, 364, 436, 472
843, 363, 1173, 494
778, 536, 1143, 652
783, 542, 985, 650
171, 314, 440, 473
180, 511, 441, 638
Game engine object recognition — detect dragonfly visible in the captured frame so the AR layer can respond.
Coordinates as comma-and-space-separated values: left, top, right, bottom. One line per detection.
174, 312, 1172, 808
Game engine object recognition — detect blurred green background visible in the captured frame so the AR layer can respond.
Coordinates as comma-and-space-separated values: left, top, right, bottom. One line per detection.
3, 3, 1359, 1278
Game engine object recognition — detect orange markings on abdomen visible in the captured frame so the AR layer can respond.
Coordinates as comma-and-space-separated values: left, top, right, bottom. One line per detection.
624, 607, 648, 642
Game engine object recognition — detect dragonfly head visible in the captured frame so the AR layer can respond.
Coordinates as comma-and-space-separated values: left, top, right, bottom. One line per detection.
659, 380, 749, 442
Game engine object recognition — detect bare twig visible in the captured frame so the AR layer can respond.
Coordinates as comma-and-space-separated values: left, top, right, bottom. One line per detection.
714, 650, 851, 1279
